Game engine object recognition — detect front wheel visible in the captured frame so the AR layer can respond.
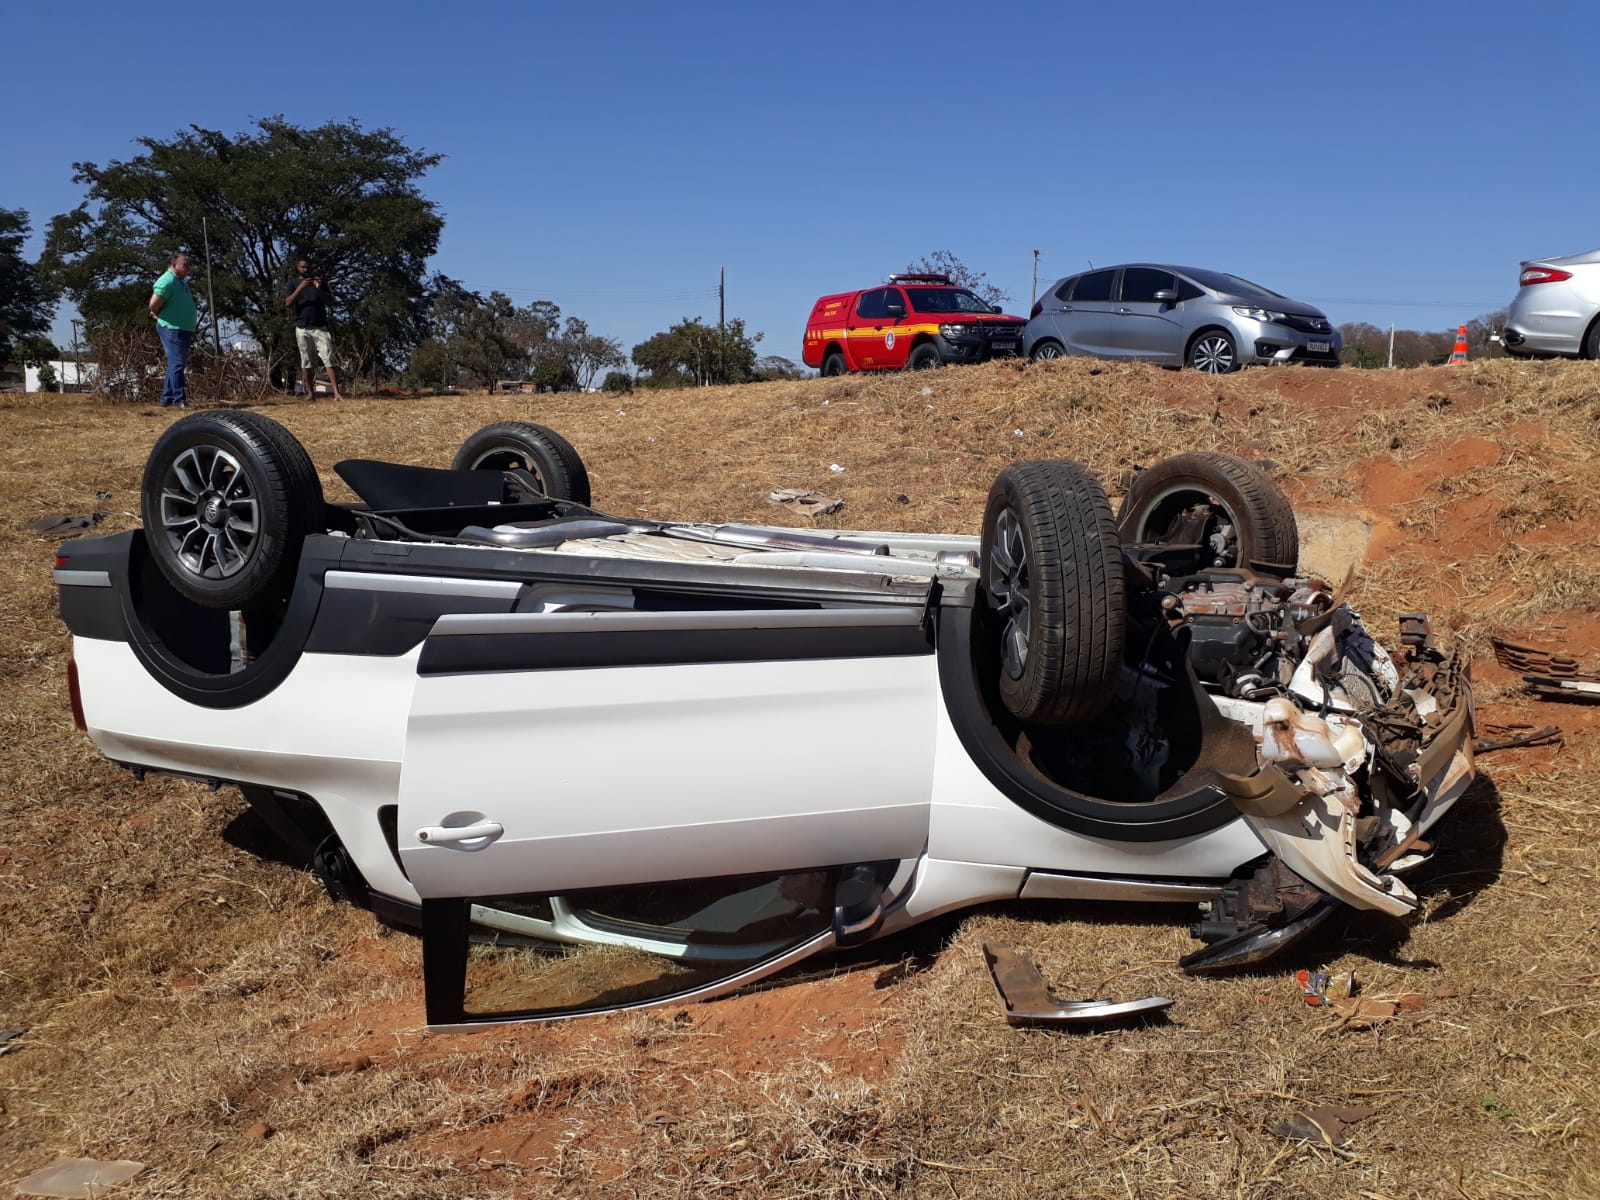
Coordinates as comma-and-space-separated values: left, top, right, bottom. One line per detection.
1188, 330, 1239, 374
981, 460, 1126, 724
907, 344, 943, 370
1029, 339, 1066, 362
1117, 451, 1299, 570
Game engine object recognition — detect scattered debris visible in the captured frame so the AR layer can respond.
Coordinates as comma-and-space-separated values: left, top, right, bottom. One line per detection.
0, 1027, 26, 1057
1522, 675, 1600, 703
245, 1122, 274, 1140
1491, 636, 1586, 677
1013, 428, 1025, 438
1474, 723, 1563, 754
766, 488, 844, 517
1294, 969, 1356, 1007
1325, 991, 1428, 1030
1489, 637, 1600, 704
13, 1158, 145, 1197
22, 513, 104, 536
1270, 1105, 1378, 1149
982, 941, 1173, 1028
827, 463, 846, 473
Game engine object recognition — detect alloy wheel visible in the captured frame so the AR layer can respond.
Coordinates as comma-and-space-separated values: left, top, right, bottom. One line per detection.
158, 444, 260, 579
1191, 335, 1235, 374
987, 507, 1031, 680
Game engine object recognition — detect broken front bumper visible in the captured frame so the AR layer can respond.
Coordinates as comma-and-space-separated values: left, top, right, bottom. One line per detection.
1184, 650, 1476, 973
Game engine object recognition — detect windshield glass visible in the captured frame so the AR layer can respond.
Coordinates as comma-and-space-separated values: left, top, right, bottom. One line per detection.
906, 288, 995, 314
1180, 269, 1285, 300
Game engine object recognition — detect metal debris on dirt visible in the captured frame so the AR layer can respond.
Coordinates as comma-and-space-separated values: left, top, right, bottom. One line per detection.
12, 1158, 145, 1197
1294, 969, 1356, 1007
1474, 723, 1563, 755
1491, 636, 1600, 703
0, 1027, 27, 1057
766, 488, 844, 517
981, 941, 1173, 1028
1291, 972, 1427, 1029
1269, 1105, 1379, 1149
21, 513, 105, 536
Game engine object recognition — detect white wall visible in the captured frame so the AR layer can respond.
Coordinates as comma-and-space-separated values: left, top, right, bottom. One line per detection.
24, 361, 99, 392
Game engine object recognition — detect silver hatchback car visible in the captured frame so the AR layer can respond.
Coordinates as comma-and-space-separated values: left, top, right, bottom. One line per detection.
1025, 264, 1341, 373
1502, 248, 1600, 359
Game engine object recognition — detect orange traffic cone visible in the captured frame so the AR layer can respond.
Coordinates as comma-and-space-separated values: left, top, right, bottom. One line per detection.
1448, 325, 1468, 364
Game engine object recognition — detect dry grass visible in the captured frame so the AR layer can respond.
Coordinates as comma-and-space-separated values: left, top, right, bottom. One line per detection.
2, 358, 1599, 1198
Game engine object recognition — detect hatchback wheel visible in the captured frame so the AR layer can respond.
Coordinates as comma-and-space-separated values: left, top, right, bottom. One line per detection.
1188, 331, 1238, 374
1030, 340, 1066, 362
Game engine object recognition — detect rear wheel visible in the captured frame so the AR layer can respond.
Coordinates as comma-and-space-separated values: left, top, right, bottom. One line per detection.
140, 411, 323, 609
1584, 319, 1600, 360
1188, 330, 1238, 374
821, 351, 848, 376
1030, 339, 1065, 362
981, 460, 1126, 724
907, 343, 943, 370
452, 421, 591, 504
1117, 451, 1298, 570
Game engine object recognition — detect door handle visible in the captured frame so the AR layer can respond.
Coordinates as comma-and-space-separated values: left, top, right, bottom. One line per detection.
415, 820, 504, 849
1117, 308, 1132, 314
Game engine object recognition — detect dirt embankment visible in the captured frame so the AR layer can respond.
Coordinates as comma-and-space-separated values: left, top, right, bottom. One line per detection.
1, 358, 1598, 1199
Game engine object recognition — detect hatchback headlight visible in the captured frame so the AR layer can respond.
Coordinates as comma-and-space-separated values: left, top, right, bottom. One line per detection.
940, 323, 977, 338
1232, 306, 1288, 323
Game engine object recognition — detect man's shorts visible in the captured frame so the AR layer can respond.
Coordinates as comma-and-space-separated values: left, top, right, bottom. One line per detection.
295, 326, 335, 370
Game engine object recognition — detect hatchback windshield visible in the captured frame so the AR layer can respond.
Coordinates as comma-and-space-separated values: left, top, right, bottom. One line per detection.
1180, 269, 1285, 301
906, 288, 994, 314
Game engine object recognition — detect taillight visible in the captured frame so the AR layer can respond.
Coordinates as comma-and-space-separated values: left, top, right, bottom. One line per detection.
1030, 298, 1044, 319
1519, 266, 1573, 286
54, 553, 69, 569
67, 657, 87, 731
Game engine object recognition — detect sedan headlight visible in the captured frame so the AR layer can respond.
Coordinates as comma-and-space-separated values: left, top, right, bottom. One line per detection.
1232, 306, 1289, 323
940, 323, 977, 338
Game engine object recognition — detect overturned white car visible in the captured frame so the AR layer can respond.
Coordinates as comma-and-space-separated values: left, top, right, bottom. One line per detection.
53, 413, 1475, 1026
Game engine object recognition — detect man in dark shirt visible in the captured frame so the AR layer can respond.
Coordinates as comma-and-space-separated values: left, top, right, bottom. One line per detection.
285, 258, 344, 401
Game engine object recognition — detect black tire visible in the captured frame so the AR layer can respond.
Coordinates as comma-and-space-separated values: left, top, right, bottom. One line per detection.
821, 351, 848, 377
1584, 319, 1600, 360
1029, 339, 1066, 362
907, 343, 943, 370
1188, 329, 1239, 374
141, 411, 323, 609
452, 421, 591, 505
1117, 451, 1299, 570
980, 460, 1126, 724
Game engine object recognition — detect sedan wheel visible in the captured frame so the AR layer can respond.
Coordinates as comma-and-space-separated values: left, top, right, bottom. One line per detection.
1189, 332, 1238, 374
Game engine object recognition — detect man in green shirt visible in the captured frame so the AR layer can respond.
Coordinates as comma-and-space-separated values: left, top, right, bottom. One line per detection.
148, 252, 198, 407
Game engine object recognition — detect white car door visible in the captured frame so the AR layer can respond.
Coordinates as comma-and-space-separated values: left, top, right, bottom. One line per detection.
397, 606, 938, 1024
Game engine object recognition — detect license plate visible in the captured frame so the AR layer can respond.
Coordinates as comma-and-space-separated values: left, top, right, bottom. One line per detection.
1308, 340, 1330, 353
992, 340, 1016, 350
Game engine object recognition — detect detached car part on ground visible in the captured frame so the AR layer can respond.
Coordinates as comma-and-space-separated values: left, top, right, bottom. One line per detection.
54, 413, 1475, 1026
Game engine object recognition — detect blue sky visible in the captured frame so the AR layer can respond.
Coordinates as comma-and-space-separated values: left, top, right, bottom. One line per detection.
5, 1, 1597, 363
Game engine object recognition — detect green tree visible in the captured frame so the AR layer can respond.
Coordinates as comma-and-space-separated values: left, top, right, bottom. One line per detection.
407, 283, 528, 389
903, 250, 1008, 306
547, 317, 625, 391
0, 209, 58, 365
42, 117, 443, 383
631, 316, 761, 387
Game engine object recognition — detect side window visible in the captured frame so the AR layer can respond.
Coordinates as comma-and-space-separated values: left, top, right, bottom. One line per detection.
1120, 268, 1176, 303
1176, 278, 1205, 302
1072, 270, 1115, 302
1054, 277, 1077, 302
855, 289, 889, 320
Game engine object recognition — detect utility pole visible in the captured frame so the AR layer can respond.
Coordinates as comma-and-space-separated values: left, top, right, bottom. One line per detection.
202, 216, 223, 357
718, 266, 725, 387
1030, 250, 1041, 310
1387, 323, 1395, 369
